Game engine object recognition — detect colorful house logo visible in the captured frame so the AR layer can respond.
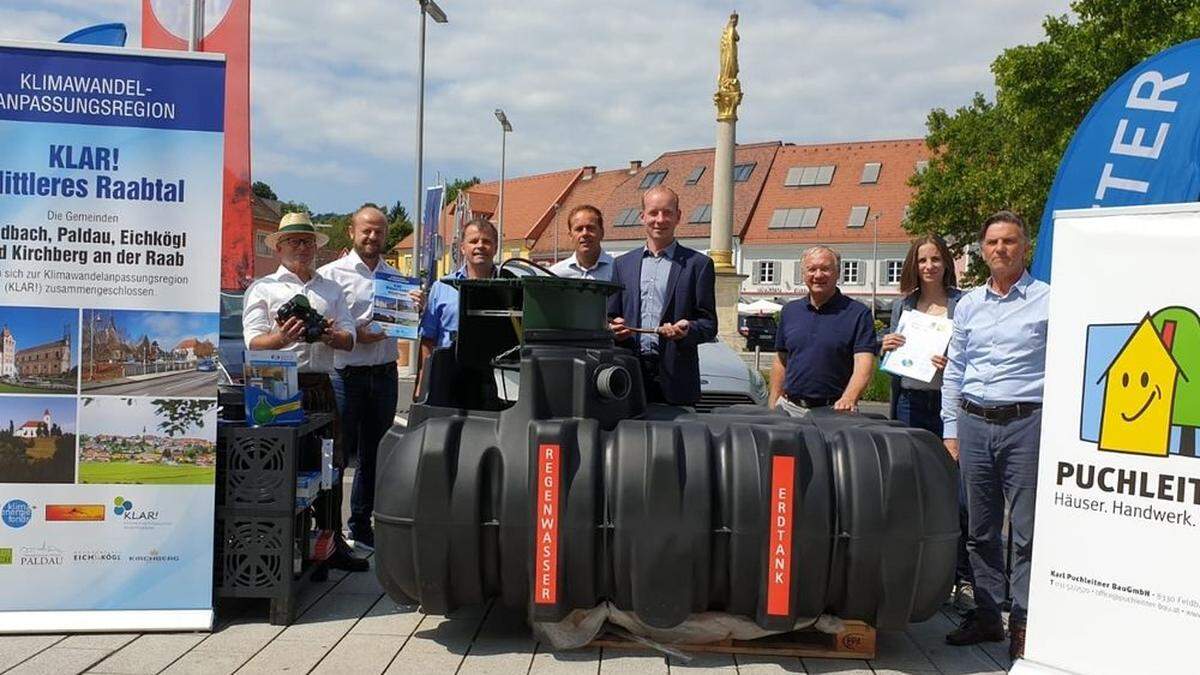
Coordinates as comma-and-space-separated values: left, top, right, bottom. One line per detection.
1081, 306, 1200, 457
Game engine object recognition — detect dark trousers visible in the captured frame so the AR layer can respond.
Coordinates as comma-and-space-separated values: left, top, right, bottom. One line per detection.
298, 373, 344, 540
332, 363, 399, 539
638, 354, 668, 404
959, 406, 1040, 625
895, 388, 972, 585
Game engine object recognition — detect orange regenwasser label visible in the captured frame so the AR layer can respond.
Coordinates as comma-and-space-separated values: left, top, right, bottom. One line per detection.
534, 443, 560, 604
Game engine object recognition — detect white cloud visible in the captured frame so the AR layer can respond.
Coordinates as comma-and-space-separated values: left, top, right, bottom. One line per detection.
5, 0, 1073, 212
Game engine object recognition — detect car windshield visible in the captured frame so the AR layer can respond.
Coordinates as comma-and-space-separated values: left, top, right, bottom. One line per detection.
220, 292, 244, 339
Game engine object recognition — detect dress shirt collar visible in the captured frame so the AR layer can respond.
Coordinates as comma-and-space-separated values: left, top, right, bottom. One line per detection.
568, 250, 613, 272
450, 264, 498, 280
985, 270, 1034, 300
273, 265, 318, 285
642, 240, 678, 260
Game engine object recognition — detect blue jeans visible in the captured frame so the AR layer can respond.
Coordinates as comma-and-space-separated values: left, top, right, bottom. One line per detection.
959, 406, 1040, 625
895, 388, 972, 585
332, 364, 400, 539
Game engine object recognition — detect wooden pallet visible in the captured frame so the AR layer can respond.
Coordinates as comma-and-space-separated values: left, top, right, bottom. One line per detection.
588, 620, 876, 660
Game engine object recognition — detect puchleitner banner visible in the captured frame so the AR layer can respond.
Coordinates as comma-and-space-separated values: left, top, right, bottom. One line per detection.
0, 41, 224, 633
1030, 40, 1200, 282
1014, 204, 1200, 674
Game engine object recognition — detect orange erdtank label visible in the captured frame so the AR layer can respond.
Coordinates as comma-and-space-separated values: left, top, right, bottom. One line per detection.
766, 455, 795, 616
534, 443, 560, 605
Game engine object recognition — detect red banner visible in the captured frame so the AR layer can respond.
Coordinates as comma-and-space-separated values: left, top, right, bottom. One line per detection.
766, 455, 795, 616
142, 0, 253, 291
534, 443, 560, 605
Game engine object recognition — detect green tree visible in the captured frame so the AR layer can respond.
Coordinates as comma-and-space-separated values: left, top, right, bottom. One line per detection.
906, 0, 1200, 282
251, 181, 277, 201
444, 176, 481, 205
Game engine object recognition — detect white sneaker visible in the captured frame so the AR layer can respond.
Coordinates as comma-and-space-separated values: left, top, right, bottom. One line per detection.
953, 582, 977, 613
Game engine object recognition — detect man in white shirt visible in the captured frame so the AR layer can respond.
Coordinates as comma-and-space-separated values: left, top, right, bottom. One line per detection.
318, 205, 410, 550
549, 205, 614, 281
243, 212, 365, 571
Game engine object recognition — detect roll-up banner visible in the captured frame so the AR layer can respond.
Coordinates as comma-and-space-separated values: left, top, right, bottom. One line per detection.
1015, 203, 1200, 674
0, 40, 224, 633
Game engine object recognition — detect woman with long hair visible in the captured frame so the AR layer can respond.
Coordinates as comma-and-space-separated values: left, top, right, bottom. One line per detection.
880, 235, 973, 608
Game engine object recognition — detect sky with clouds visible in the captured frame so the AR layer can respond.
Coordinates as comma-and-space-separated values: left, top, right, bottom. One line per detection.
3, 1, 1072, 215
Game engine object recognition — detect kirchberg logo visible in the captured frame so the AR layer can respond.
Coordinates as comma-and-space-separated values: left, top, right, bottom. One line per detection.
19, 543, 63, 566
1056, 307, 1200, 516
2, 499, 33, 529
128, 548, 180, 563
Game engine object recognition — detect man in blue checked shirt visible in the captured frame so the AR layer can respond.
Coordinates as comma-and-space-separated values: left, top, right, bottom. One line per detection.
941, 211, 1049, 662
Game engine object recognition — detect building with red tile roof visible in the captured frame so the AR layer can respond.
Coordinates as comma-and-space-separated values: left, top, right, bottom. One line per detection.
394, 137, 936, 312
738, 138, 931, 309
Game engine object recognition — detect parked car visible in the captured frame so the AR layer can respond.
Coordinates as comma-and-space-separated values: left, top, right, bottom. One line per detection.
217, 290, 245, 384
495, 339, 767, 411
738, 314, 778, 351
196, 358, 216, 372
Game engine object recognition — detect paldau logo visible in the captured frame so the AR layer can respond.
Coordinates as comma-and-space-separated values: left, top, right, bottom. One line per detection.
0, 547, 11, 565
19, 543, 63, 566
113, 496, 159, 522
128, 548, 180, 563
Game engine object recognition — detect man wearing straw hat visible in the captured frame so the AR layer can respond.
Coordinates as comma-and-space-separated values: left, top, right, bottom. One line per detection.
243, 211, 366, 572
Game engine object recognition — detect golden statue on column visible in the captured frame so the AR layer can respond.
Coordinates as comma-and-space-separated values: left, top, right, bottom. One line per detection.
715, 12, 743, 122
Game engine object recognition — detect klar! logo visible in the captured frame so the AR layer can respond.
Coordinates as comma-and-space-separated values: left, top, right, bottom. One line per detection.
1080, 306, 1200, 457
112, 496, 158, 521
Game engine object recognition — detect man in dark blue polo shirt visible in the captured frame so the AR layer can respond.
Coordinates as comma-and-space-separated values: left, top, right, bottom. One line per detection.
770, 246, 877, 415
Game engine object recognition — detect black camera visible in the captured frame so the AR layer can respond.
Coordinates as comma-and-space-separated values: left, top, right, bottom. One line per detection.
276, 294, 327, 343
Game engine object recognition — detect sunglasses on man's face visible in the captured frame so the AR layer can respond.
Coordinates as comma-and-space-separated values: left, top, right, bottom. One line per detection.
281, 237, 316, 248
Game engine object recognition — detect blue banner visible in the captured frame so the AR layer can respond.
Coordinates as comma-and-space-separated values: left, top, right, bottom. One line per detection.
0, 41, 223, 633
0, 45, 224, 132
1032, 39, 1200, 281
60, 24, 128, 48
422, 185, 444, 277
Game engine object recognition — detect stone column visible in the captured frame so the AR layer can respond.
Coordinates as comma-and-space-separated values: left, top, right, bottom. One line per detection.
711, 12, 746, 351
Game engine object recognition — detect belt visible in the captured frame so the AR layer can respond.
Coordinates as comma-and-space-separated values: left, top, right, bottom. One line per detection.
338, 362, 396, 374
961, 400, 1041, 423
786, 395, 837, 409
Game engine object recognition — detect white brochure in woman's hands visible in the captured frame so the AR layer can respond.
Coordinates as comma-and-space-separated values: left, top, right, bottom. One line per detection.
880, 309, 954, 383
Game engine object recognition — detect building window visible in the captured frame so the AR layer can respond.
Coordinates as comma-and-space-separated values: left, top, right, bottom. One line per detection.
754, 260, 777, 285
841, 260, 861, 285
915, 159, 929, 174
860, 162, 881, 184
733, 162, 756, 182
784, 165, 836, 187
689, 204, 713, 223
886, 260, 903, 285
638, 170, 667, 189
615, 207, 641, 227
255, 230, 273, 256
685, 166, 705, 185
768, 207, 821, 229
847, 206, 869, 228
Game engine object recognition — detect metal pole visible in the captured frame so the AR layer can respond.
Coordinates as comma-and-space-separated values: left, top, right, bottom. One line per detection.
408, 6, 428, 376
871, 213, 880, 314
187, 0, 203, 50
497, 127, 506, 263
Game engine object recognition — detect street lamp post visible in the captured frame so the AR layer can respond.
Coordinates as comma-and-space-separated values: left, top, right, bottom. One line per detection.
494, 108, 512, 263
870, 212, 881, 315
410, 0, 447, 375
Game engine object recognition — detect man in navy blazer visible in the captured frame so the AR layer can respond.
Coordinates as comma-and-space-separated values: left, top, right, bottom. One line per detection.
607, 186, 717, 405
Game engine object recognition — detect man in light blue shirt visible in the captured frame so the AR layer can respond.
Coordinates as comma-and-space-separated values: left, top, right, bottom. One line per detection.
549, 205, 614, 281
941, 211, 1049, 661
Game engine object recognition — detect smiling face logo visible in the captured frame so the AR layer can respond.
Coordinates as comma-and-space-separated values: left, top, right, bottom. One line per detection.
1082, 309, 1199, 457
